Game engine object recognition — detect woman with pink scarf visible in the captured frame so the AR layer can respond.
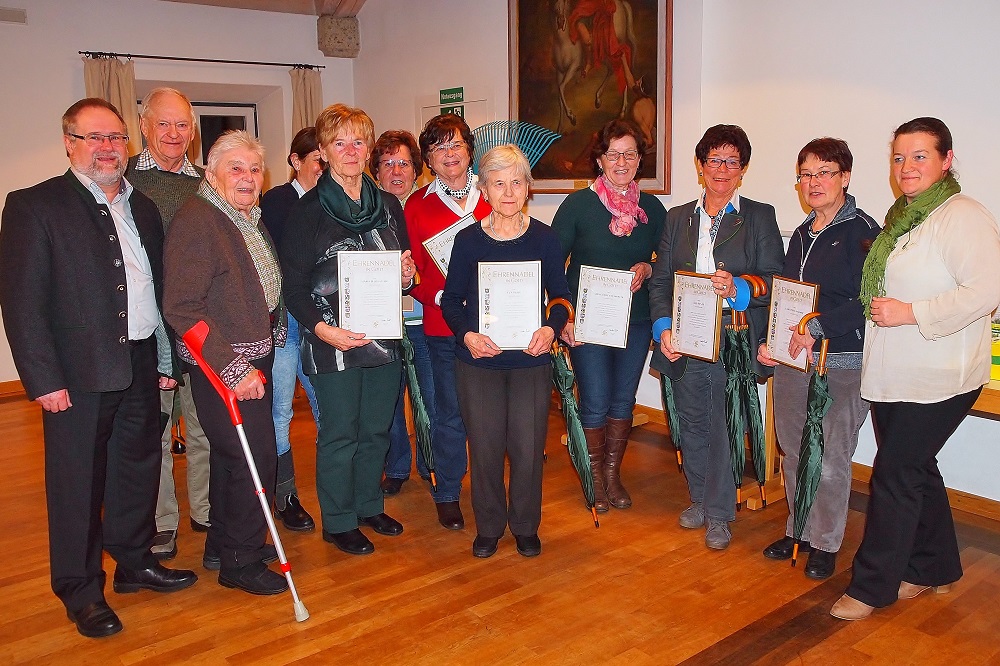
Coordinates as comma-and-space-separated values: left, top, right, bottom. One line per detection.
552, 120, 665, 514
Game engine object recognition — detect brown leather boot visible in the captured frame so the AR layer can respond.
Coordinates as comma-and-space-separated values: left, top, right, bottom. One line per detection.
604, 417, 633, 509
584, 426, 609, 513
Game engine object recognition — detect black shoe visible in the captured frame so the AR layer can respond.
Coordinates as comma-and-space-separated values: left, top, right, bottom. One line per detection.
514, 534, 542, 557
359, 512, 403, 536
218, 562, 288, 596
380, 476, 406, 495
150, 530, 177, 561
203, 543, 278, 571
804, 548, 837, 580
112, 563, 198, 594
323, 528, 374, 555
762, 536, 811, 561
472, 535, 499, 558
190, 518, 210, 533
276, 495, 315, 532
66, 600, 122, 638
436, 501, 465, 530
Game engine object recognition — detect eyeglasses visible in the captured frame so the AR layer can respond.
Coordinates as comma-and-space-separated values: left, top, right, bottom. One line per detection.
67, 132, 129, 147
796, 170, 842, 184
153, 120, 192, 132
704, 157, 741, 170
431, 141, 466, 155
380, 159, 413, 170
605, 150, 639, 163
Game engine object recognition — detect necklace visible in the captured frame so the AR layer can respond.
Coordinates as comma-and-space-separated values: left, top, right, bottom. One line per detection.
438, 168, 473, 200
488, 212, 525, 240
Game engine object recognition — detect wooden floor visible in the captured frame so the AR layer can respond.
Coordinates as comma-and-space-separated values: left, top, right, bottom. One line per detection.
0, 394, 998, 665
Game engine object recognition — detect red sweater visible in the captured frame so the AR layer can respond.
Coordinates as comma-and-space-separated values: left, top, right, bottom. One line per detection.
405, 185, 492, 336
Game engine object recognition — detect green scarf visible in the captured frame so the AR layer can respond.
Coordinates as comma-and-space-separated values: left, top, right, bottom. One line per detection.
859, 174, 960, 318
317, 171, 387, 234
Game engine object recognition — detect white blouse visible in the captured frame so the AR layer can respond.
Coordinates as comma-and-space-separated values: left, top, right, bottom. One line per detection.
861, 194, 1000, 403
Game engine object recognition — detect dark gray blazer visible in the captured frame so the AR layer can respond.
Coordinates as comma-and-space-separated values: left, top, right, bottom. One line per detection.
0, 170, 168, 399
648, 196, 785, 380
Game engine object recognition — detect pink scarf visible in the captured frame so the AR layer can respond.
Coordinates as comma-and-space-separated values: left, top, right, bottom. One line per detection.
595, 175, 648, 237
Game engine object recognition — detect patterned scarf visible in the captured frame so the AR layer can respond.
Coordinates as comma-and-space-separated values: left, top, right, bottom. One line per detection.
197, 180, 281, 311
859, 174, 960, 318
595, 175, 648, 237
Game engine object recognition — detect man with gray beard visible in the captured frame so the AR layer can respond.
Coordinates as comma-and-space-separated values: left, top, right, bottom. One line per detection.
0, 98, 197, 638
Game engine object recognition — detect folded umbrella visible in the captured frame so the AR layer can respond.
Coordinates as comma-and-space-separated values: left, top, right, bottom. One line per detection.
791, 312, 832, 567
658, 374, 683, 473
546, 297, 598, 528
739, 274, 769, 506
400, 327, 437, 491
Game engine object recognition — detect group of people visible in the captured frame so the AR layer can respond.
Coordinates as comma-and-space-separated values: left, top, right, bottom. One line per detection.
1, 89, 997, 640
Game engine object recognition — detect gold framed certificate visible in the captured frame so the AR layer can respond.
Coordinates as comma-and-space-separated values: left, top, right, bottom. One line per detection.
337, 251, 403, 339
671, 271, 722, 362
422, 213, 477, 278
766, 276, 820, 371
575, 265, 634, 348
478, 260, 541, 350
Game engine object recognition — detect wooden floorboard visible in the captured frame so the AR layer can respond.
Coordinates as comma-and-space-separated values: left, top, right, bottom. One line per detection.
0, 395, 996, 664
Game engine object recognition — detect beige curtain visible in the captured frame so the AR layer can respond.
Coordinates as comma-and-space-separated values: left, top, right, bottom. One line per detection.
83, 56, 142, 156
290, 67, 323, 135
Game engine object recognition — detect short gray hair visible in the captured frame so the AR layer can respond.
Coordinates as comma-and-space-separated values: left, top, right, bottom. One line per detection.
477, 144, 534, 190
205, 130, 265, 174
141, 87, 195, 122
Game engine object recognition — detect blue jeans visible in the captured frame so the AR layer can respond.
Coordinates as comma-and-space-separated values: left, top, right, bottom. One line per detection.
424, 335, 468, 502
385, 323, 434, 479
569, 321, 651, 428
272, 313, 319, 456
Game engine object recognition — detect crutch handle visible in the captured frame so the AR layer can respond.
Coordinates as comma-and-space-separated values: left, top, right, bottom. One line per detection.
181, 320, 265, 427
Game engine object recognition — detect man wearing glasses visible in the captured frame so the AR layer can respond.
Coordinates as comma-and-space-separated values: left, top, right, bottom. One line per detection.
125, 88, 211, 562
0, 98, 198, 638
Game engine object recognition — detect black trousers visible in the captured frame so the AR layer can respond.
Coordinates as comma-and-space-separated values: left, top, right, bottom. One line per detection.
846, 388, 980, 607
42, 337, 160, 613
456, 361, 551, 538
188, 353, 276, 571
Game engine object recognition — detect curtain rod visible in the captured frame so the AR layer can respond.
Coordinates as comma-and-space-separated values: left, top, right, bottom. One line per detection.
80, 51, 324, 70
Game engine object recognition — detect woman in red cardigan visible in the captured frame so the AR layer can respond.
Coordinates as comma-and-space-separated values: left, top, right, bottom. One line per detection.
405, 114, 492, 530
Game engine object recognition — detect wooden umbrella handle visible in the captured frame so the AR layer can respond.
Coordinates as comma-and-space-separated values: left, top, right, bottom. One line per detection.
546, 297, 575, 353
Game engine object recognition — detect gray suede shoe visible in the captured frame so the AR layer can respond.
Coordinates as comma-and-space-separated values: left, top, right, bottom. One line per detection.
678, 502, 705, 529
705, 519, 731, 550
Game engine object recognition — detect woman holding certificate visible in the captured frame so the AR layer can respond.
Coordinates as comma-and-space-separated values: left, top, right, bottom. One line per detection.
280, 104, 417, 557
648, 125, 784, 550
831, 118, 1000, 620
405, 114, 493, 531
441, 145, 571, 559
756, 138, 879, 580
551, 119, 665, 513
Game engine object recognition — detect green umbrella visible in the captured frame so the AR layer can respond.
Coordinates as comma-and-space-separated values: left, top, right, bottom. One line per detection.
400, 328, 436, 491
791, 318, 832, 566
658, 374, 683, 473
722, 320, 747, 508
736, 321, 768, 505
547, 298, 599, 527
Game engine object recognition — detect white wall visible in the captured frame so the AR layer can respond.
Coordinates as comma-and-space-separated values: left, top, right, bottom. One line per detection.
354, 0, 1000, 501
0, 0, 353, 382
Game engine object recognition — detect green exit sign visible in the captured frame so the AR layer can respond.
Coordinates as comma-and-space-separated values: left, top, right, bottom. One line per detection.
439, 87, 464, 104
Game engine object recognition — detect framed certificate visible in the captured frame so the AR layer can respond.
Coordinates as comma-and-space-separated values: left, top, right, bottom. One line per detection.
575, 265, 634, 348
422, 213, 478, 277
478, 260, 541, 350
337, 251, 403, 339
767, 276, 820, 371
671, 271, 722, 362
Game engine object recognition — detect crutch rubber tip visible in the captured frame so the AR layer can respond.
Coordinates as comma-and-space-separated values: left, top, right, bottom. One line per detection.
294, 601, 310, 622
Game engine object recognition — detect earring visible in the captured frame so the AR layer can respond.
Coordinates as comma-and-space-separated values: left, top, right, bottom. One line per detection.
698, 172, 703, 177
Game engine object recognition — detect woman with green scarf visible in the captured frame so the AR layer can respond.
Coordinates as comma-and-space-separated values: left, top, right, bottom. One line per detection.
280, 104, 417, 557
831, 118, 1000, 621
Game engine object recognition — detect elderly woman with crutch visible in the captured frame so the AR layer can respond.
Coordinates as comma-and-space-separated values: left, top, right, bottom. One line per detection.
164, 130, 286, 596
